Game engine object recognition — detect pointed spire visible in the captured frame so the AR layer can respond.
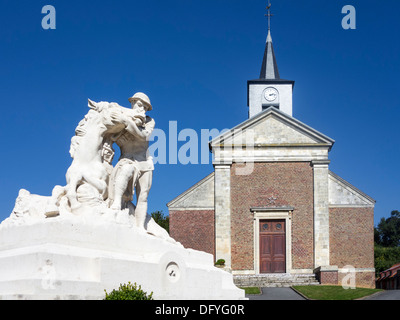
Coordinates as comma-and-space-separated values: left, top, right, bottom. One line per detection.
259, 1, 280, 80
259, 30, 280, 79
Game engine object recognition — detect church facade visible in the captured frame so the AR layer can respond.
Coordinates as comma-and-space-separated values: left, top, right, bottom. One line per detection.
167, 27, 376, 288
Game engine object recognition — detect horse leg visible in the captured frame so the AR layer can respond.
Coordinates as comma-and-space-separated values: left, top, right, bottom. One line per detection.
83, 174, 108, 200
65, 172, 82, 211
66, 183, 82, 211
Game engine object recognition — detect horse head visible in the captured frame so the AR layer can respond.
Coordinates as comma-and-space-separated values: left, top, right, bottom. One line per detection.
87, 99, 126, 134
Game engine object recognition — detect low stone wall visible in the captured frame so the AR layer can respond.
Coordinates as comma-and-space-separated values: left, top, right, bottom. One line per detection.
233, 274, 319, 288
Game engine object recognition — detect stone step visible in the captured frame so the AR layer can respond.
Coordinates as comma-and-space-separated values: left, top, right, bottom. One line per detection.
233, 274, 320, 288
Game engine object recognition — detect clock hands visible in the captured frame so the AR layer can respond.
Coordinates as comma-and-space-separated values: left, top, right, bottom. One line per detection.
264, 88, 278, 102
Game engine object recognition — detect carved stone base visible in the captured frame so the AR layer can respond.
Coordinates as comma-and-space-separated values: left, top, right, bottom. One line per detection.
0, 217, 245, 300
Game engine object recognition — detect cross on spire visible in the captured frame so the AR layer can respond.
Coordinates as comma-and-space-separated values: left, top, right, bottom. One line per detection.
265, 0, 273, 31
259, 0, 280, 79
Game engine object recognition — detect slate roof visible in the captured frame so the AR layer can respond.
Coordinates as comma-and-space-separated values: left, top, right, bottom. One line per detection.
260, 30, 280, 80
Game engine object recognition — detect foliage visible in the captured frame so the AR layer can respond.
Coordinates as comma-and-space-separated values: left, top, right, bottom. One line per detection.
151, 211, 169, 233
104, 282, 153, 300
215, 259, 226, 266
374, 210, 400, 275
374, 245, 400, 275
375, 210, 400, 247
293, 286, 382, 301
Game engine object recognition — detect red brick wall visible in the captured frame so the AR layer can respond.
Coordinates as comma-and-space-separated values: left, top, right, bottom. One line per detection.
318, 271, 339, 286
338, 271, 376, 289
169, 210, 215, 256
230, 162, 314, 271
329, 207, 375, 269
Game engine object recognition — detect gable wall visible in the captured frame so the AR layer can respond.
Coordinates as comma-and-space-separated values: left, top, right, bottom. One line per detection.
168, 174, 215, 209
168, 173, 216, 256
328, 173, 374, 207
169, 210, 215, 256
329, 207, 374, 269
330, 207, 375, 288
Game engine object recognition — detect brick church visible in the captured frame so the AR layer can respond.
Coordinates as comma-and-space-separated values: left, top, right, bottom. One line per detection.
167, 13, 376, 288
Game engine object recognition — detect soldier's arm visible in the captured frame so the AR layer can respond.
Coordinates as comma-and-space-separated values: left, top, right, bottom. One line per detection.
125, 117, 155, 140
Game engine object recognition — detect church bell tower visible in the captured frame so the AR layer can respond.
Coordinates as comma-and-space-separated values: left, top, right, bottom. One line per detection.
247, 2, 295, 118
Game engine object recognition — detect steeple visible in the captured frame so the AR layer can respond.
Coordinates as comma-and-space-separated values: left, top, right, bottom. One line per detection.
259, 29, 280, 80
259, 2, 280, 79
247, 1, 295, 118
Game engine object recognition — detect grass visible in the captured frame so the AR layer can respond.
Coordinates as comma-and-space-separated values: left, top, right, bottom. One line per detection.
241, 287, 261, 295
293, 286, 383, 300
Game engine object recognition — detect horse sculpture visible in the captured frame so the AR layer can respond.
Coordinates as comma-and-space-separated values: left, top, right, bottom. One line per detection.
64, 99, 125, 211
5, 97, 174, 243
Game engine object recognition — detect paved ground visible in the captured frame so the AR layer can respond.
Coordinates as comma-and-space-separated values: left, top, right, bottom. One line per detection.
247, 288, 305, 300
362, 290, 400, 300
246, 288, 400, 300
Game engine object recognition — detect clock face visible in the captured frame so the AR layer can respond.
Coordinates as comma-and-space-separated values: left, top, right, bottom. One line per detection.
264, 87, 278, 102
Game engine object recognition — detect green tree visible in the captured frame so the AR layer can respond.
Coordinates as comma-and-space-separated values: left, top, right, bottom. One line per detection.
104, 282, 153, 300
374, 246, 400, 275
151, 211, 169, 233
375, 210, 400, 247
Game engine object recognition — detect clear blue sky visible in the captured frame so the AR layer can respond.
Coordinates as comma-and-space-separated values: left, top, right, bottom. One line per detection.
0, 0, 399, 226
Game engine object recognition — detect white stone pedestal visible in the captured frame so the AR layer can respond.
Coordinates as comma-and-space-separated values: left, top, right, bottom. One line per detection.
0, 216, 245, 300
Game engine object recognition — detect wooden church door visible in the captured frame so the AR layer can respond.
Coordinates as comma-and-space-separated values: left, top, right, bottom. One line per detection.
259, 220, 286, 273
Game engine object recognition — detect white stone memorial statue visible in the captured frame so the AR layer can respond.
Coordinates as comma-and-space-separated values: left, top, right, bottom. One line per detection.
4, 93, 168, 240
108, 92, 155, 230
0, 92, 245, 300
